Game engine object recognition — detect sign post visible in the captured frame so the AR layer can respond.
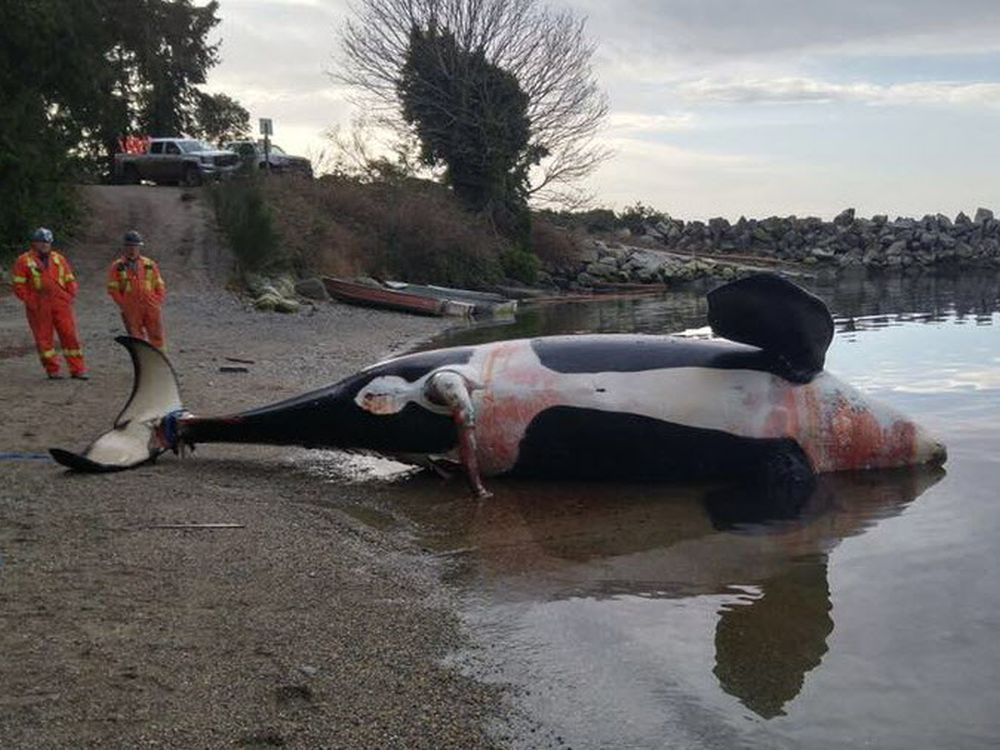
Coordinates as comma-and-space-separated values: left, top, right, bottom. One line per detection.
259, 118, 273, 173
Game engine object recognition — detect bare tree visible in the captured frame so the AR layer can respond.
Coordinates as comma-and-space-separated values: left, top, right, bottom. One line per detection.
335, 0, 609, 205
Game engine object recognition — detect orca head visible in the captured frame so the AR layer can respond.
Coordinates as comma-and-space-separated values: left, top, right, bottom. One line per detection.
805, 372, 946, 472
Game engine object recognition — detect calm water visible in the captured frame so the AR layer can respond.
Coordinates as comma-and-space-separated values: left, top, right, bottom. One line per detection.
311, 270, 1000, 749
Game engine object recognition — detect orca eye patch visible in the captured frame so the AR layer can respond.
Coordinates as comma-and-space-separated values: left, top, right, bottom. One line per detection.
354, 376, 416, 415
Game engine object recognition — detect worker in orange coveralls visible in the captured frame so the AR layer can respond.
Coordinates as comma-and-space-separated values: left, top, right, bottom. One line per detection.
106, 230, 166, 349
11, 227, 89, 380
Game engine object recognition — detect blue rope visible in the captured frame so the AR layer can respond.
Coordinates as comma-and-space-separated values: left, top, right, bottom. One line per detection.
0, 451, 53, 461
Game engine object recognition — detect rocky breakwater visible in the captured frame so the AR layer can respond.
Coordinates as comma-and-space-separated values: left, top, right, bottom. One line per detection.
543, 241, 747, 291
545, 207, 1000, 289
711, 207, 1000, 269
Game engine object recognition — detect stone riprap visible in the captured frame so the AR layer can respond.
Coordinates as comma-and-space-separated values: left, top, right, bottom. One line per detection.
543, 207, 1000, 289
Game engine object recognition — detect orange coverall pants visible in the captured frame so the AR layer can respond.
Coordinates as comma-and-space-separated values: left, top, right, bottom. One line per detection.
107, 255, 166, 349
11, 250, 87, 376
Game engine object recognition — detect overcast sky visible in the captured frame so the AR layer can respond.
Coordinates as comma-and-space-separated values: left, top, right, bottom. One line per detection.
205, 0, 1000, 220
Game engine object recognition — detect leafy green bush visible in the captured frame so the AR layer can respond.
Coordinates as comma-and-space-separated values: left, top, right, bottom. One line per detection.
210, 176, 286, 274
535, 203, 671, 236
618, 201, 669, 234
536, 207, 616, 233
500, 247, 539, 284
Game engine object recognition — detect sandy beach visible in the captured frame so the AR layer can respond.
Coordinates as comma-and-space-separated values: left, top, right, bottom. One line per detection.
0, 186, 507, 748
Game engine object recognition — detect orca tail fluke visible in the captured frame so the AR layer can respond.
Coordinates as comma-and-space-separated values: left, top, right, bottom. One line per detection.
49, 337, 187, 472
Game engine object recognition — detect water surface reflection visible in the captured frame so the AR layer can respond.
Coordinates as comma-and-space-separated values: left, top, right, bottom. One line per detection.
428, 269, 1000, 348
320, 464, 942, 726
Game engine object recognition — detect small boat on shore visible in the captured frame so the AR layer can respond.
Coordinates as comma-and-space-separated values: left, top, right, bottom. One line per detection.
321, 277, 516, 318
382, 281, 518, 316
322, 277, 457, 316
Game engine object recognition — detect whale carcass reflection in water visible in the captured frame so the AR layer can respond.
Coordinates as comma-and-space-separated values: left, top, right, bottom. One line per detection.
382, 466, 944, 719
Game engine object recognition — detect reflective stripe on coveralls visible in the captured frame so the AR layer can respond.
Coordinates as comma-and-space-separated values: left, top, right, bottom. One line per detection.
108, 259, 162, 294
25, 258, 43, 290
107, 255, 166, 349
11, 250, 87, 376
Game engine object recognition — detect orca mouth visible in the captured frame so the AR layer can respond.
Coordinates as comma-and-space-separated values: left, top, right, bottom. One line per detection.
49, 337, 185, 472
929, 442, 948, 466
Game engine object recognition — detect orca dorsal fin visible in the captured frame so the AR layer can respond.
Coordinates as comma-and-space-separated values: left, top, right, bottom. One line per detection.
707, 273, 834, 383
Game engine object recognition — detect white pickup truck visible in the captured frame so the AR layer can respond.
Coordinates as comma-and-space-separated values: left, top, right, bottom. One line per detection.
224, 140, 313, 176
113, 137, 241, 186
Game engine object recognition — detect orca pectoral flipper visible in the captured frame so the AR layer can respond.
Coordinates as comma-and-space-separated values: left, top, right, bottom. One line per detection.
707, 273, 834, 383
424, 370, 491, 498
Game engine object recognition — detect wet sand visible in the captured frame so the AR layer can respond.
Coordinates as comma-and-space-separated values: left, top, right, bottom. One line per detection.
0, 186, 506, 748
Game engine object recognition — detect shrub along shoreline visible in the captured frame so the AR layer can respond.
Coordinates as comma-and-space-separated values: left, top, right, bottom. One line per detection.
209, 175, 999, 303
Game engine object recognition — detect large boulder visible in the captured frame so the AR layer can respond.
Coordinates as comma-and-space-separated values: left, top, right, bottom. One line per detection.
253, 291, 282, 311
644, 223, 665, 240
602, 245, 629, 263
586, 261, 620, 280
578, 241, 600, 264
886, 240, 907, 256
295, 277, 330, 301
838, 249, 864, 267
623, 250, 666, 276
273, 297, 301, 314
271, 274, 297, 299
248, 274, 303, 313
833, 208, 856, 227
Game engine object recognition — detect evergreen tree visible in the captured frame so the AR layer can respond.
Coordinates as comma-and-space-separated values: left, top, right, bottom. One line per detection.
192, 92, 251, 145
0, 0, 241, 257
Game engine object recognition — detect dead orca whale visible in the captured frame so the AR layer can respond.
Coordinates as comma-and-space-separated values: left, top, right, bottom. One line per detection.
50, 274, 947, 495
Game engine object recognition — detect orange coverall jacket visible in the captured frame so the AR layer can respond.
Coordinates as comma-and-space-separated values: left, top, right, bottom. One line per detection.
11, 249, 86, 375
106, 254, 166, 348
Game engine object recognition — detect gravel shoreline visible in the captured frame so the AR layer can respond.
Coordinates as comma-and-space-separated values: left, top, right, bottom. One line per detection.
0, 186, 508, 749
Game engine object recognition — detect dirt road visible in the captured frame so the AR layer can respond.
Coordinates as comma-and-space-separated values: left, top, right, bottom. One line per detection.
0, 186, 505, 748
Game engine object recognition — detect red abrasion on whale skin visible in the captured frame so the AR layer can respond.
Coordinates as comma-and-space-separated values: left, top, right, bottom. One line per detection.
474, 341, 563, 476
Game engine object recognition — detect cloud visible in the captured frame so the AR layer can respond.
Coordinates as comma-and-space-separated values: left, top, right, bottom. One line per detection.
209, 0, 343, 91
605, 112, 699, 134
572, 0, 1000, 64
201, 0, 1000, 216
675, 77, 1000, 108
